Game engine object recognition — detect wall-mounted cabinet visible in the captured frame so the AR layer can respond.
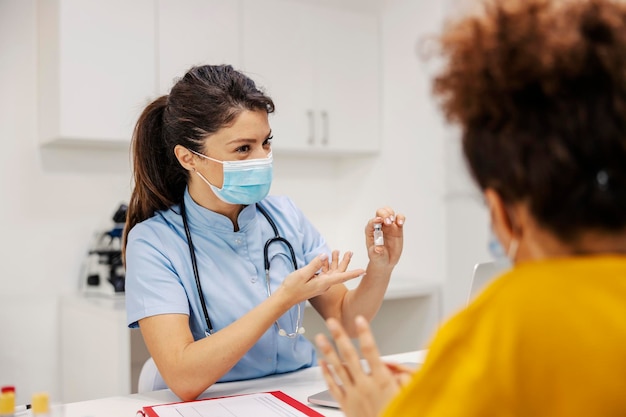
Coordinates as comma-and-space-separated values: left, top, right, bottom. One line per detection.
37, 0, 381, 155
37, 0, 156, 148
241, 0, 380, 155
37, 0, 240, 148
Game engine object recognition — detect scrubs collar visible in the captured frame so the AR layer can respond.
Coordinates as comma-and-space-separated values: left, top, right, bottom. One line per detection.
182, 188, 257, 233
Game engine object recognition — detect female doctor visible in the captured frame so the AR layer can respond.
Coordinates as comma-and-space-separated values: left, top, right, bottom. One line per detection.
122, 64, 405, 401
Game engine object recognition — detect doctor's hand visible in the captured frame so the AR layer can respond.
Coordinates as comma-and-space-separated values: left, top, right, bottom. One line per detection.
316, 316, 410, 417
277, 252, 365, 305
366, 207, 404, 267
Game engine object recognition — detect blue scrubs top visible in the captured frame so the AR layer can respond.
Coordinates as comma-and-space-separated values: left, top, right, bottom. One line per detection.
125, 190, 329, 382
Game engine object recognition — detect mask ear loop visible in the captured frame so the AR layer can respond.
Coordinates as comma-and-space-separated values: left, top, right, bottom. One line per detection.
193, 165, 227, 195
500, 203, 520, 263
507, 238, 519, 263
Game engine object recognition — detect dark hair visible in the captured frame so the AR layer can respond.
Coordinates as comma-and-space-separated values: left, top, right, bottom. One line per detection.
432, 0, 626, 241
123, 65, 275, 252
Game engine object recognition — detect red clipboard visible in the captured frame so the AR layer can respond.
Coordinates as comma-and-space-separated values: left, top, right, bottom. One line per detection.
138, 390, 325, 417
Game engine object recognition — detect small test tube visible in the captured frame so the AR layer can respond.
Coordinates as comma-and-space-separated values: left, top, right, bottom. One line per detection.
0, 391, 15, 417
374, 223, 384, 246
31, 393, 49, 417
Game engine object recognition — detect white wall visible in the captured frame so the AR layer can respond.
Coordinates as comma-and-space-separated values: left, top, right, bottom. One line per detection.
274, 0, 450, 356
372, 0, 493, 343
0, 0, 134, 405
377, 0, 447, 286
439, 0, 492, 319
0, 0, 465, 405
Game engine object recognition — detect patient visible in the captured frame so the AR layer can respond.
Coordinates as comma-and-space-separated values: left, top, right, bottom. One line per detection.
314, 0, 626, 415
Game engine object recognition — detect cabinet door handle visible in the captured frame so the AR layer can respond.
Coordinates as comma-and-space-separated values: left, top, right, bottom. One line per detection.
321, 111, 329, 145
307, 110, 315, 145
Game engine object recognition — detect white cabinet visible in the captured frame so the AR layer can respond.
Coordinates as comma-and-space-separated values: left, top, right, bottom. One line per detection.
59, 294, 150, 402
37, 0, 157, 147
157, 0, 241, 95
37, 0, 380, 154
241, 0, 381, 155
37, 0, 241, 148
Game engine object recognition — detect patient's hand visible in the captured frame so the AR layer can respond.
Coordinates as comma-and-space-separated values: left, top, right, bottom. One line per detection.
315, 316, 411, 417
384, 361, 416, 387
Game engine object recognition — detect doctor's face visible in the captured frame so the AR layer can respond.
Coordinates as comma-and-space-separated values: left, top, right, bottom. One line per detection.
198, 109, 273, 189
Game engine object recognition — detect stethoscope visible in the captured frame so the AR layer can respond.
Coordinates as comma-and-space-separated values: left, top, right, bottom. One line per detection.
180, 198, 306, 338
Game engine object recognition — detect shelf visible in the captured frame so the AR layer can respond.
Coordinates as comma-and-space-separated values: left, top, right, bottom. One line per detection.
40, 138, 131, 151
342, 276, 441, 300
384, 278, 441, 300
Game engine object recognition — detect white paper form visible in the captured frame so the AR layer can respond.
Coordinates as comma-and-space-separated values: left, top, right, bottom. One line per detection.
148, 393, 315, 417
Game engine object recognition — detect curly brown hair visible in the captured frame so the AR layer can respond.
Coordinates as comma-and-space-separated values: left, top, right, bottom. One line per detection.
433, 0, 626, 240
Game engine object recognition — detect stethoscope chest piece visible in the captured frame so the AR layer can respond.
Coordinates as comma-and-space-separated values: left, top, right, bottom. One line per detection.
278, 326, 306, 338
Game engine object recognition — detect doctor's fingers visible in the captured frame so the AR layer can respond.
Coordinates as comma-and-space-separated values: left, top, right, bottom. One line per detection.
326, 250, 353, 272
392, 213, 406, 228
300, 253, 330, 278
314, 268, 365, 290
373, 215, 405, 232
330, 250, 340, 270
337, 251, 353, 272
374, 206, 396, 226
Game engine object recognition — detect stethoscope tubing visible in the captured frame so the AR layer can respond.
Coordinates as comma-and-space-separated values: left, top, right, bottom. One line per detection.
181, 198, 300, 337
257, 204, 298, 272
181, 198, 213, 336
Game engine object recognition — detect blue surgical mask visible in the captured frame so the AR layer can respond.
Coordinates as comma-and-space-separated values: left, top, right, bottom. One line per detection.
190, 149, 273, 205
488, 230, 506, 261
488, 229, 518, 267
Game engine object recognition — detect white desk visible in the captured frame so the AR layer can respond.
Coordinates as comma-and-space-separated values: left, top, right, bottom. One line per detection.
60, 350, 427, 417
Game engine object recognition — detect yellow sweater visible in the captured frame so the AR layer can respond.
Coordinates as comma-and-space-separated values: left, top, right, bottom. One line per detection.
382, 256, 626, 417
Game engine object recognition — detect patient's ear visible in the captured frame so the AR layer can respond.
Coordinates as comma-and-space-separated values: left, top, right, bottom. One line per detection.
484, 188, 515, 245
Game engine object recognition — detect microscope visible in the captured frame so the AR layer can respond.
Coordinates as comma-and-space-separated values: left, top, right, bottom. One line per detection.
83, 204, 127, 295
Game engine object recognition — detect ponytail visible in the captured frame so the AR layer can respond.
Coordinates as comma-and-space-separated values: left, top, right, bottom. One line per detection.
123, 95, 187, 255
